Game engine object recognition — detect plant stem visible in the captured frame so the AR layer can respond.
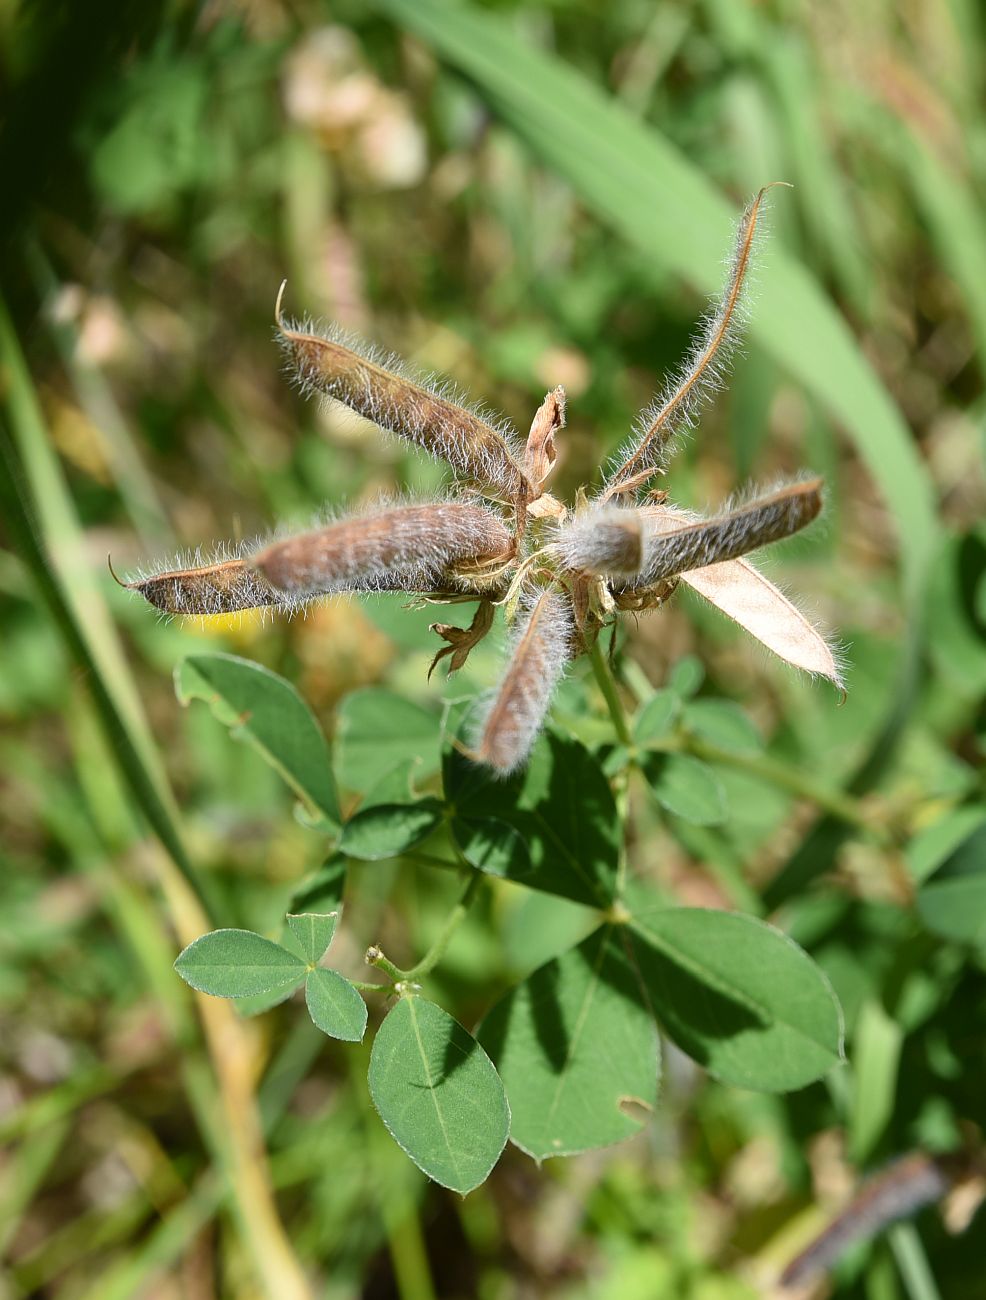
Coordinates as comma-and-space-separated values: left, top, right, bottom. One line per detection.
368, 871, 482, 983
589, 635, 634, 750
684, 735, 886, 838
588, 634, 634, 896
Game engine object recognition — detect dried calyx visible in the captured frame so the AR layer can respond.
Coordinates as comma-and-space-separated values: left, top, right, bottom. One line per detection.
127, 187, 843, 774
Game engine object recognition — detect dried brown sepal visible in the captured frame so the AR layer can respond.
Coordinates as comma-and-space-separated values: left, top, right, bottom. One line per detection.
428, 600, 496, 679
679, 557, 844, 688
524, 386, 566, 491
252, 502, 513, 598
475, 587, 574, 774
632, 478, 823, 587
278, 316, 532, 499
128, 558, 284, 615
601, 185, 783, 501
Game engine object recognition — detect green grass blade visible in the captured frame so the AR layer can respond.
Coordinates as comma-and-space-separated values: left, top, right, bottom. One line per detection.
0, 299, 203, 902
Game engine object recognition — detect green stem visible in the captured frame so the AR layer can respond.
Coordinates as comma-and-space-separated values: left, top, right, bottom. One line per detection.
589, 635, 634, 750
588, 634, 634, 896
368, 872, 482, 983
684, 735, 886, 838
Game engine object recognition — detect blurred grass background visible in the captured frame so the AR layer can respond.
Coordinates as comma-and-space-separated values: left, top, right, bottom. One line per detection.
1, 0, 985, 1296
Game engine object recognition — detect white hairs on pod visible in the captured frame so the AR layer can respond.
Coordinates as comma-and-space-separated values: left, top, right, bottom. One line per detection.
278, 315, 531, 498
628, 493, 844, 688
629, 477, 823, 587
474, 587, 574, 774
551, 504, 645, 577
253, 500, 512, 597
126, 498, 512, 615
601, 187, 777, 500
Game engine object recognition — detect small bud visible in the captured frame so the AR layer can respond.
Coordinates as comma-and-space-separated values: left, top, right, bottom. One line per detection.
279, 316, 531, 497
553, 505, 645, 577
475, 587, 574, 774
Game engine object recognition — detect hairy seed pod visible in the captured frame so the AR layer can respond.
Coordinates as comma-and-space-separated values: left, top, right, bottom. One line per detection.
780, 1153, 951, 1287
252, 501, 513, 597
601, 186, 780, 500
475, 587, 574, 774
127, 558, 284, 615
279, 318, 531, 497
552, 505, 644, 577
631, 478, 823, 587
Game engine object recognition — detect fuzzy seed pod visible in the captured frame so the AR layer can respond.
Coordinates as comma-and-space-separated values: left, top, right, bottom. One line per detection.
279, 317, 531, 497
475, 587, 574, 774
127, 501, 513, 616
602, 186, 777, 500
252, 501, 513, 597
632, 478, 823, 587
552, 505, 644, 577
127, 557, 284, 615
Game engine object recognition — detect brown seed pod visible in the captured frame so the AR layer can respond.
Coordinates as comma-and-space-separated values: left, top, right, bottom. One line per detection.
127, 557, 284, 616
631, 477, 823, 587
552, 504, 645, 577
251, 501, 513, 597
475, 587, 574, 774
279, 313, 531, 499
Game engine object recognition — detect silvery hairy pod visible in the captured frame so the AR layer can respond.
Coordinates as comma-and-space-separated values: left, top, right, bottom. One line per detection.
474, 587, 574, 774
127, 500, 513, 615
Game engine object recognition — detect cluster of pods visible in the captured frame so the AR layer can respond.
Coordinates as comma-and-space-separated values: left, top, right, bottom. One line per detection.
129, 189, 842, 773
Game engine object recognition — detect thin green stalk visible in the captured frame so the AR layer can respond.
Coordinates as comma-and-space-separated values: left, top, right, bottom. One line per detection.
589, 635, 634, 750
589, 635, 633, 894
684, 734, 886, 838
889, 1223, 942, 1300
368, 871, 482, 983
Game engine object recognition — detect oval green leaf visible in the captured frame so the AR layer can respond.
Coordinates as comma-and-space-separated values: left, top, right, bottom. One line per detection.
340, 799, 445, 862
286, 912, 338, 964
479, 927, 659, 1159
917, 823, 986, 947
642, 753, 726, 826
337, 689, 441, 793
445, 727, 619, 908
682, 699, 763, 755
175, 653, 339, 827
633, 689, 679, 745
628, 909, 843, 1091
305, 969, 368, 1042
174, 929, 307, 998
368, 996, 509, 1193
451, 815, 531, 879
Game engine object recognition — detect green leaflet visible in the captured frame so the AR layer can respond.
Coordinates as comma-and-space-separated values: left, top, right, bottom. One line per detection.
174, 929, 307, 999
286, 912, 338, 965
175, 652, 339, 828
445, 727, 619, 908
305, 969, 367, 1042
368, 996, 509, 1193
628, 908, 844, 1091
340, 799, 445, 861
336, 689, 441, 793
479, 927, 659, 1159
641, 753, 727, 826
